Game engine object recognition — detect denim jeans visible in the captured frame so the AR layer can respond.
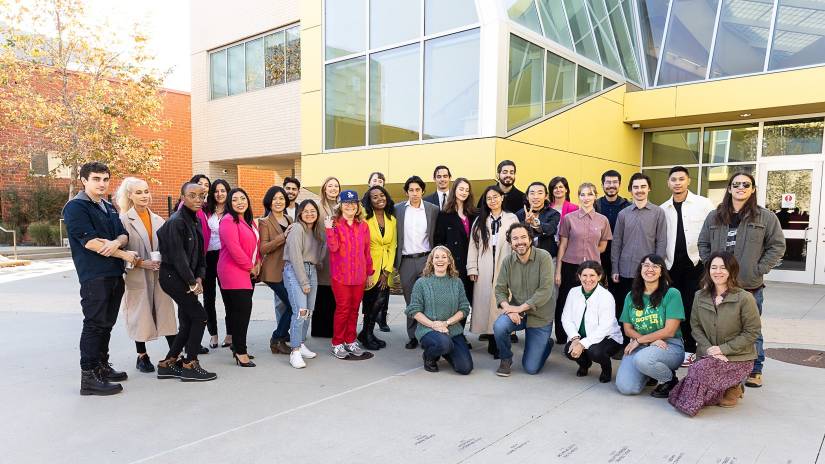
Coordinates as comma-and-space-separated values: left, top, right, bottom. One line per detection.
493, 314, 553, 375
266, 282, 292, 341
283, 262, 318, 349
752, 287, 765, 374
615, 337, 684, 395
420, 331, 473, 375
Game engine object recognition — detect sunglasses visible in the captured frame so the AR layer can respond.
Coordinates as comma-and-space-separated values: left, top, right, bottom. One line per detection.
730, 182, 752, 189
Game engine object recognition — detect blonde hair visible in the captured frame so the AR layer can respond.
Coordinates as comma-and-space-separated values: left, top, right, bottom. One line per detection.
334, 198, 364, 222
115, 177, 150, 212
422, 246, 460, 278
578, 182, 598, 197
319, 176, 341, 217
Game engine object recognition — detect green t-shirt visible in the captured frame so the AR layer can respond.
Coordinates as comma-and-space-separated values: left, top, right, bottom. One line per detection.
619, 287, 684, 337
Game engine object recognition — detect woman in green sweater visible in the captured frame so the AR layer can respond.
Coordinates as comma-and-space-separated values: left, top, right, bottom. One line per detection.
405, 246, 473, 374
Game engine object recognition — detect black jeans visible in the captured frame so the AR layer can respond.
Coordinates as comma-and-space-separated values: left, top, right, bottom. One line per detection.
267, 281, 292, 341
669, 259, 704, 353
613, 276, 634, 345
160, 271, 207, 362
135, 337, 175, 354
79, 276, 125, 370
311, 284, 336, 338
554, 261, 580, 344
564, 338, 621, 374
203, 250, 232, 337
223, 288, 254, 355
362, 284, 389, 317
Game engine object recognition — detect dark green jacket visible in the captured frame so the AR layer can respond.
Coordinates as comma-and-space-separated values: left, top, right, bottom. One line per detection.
691, 288, 761, 362
494, 247, 555, 328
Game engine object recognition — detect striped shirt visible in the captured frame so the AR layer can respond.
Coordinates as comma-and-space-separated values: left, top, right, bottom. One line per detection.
326, 217, 374, 286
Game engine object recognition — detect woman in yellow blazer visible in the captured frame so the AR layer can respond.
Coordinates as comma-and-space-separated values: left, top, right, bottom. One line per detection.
359, 186, 397, 350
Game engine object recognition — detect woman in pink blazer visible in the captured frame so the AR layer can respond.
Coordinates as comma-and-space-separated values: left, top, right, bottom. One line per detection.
218, 187, 260, 367
549, 176, 579, 222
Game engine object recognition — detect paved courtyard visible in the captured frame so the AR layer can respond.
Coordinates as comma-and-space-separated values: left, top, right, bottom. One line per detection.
1, 259, 824, 463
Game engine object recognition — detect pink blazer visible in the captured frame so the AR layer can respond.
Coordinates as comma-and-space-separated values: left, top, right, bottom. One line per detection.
217, 215, 260, 290
559, 201, 579, 222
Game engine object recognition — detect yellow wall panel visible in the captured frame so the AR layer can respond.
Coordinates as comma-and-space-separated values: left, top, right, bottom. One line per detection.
623, 86, 677, 124
509, 112, 570, 152
302, 147, 390, 188
300, 91, 322, 156
300, 0, 322, 29
300, 27, 322, 93
385, 138, 497, 185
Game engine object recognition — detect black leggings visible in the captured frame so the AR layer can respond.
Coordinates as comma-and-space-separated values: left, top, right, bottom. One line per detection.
564, 338, 621, 373
554, 261, 580, 344
160, 270, 207, 363
223, 288, 254, 355
135, 336, 175, 354
203, 250, 231, 337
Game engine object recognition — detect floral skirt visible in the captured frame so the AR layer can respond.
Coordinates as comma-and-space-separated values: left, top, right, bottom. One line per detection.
668, 357, 754, 417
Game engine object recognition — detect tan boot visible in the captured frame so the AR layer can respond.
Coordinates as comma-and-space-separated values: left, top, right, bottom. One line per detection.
719, 384, 744, 408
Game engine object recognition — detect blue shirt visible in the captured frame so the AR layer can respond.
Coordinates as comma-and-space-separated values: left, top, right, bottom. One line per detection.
62, 191, 128, 283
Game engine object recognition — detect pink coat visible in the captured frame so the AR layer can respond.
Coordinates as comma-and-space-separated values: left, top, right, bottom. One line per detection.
217, 215, 260, 290
325, 217, 373, 286
559, 201, 579, 222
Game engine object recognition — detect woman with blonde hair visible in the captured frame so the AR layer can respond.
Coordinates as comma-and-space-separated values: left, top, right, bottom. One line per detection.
405, 246, 473, 374
313, 176, 341, 338
115, 177, 177, 373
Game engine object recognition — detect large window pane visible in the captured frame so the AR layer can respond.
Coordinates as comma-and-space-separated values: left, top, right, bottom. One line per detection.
508, 35, 544, 130
425, 0, 477, 35
637, 0, 670, 85
702, 124, 758, 163
563, 0, 602, 64
643, 166, 699, 204
286, 27, 301, 82
768, 0, 825, 71
423, 29, 480, 139
643, 129, 701, 165
545, 51, 576, 113
576, 66, 601, 100
506, 0, 544, 35
325, 57, 367, 149
709, 0, 773, 78
657, 0, 719, 85
369, 44, 420, 144
326, 0, 366, 59
607, 0, 642, 83
210, 50, 227, 99
762, 118, 825, 156
701, 164, 756, 205
245, 38, 264, 91
537, 0, 574, 49
265, 32, 286, 86
587, 0, 624, 74
227, 44, 246, 95
371, 0, 420, 49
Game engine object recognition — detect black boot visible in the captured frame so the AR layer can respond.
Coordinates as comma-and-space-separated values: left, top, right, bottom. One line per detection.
651, 371, 678, 398
366, 311, 386, 348
357, 313, 382, 351
99, 355, 128, 382
80, 367, 123, 396
487, 336, 499, 359
377, 307, 390, 332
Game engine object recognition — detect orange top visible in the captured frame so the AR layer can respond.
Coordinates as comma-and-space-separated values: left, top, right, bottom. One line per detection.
137, 209, 153, 248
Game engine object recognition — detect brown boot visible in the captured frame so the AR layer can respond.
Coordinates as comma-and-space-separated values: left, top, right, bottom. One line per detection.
719, 384, 744, 408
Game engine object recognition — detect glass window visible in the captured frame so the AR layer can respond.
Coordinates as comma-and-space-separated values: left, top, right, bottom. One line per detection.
563, 0, 602, 64
506, 0, 544, 35
325, 57, 367, 149
643, 129, 701, 165
286, 27, 301, 82
576, 66, 601, 100
369, 44, 420, 144
370, 0, 420, 49
643, 166, 699, 205
245, 38, 264, 91
545, 51, 576, 113
425, 0, 477, 35
768, 0, 825, 71
227, 44, 246, 95
265, 32, 286, 86
637, 0, 670, 85
702, 124, 759, 163
586, 0, 624, 75
762, 118, 825, 156
326, 0, 366, 59
210, 49, 227, 99
603, 76, 616, 88
508, 35, 544, 130
607, 0, 642, 83
657, 0, 719, 85
709, 0, 773, 78
423, 29, 480, 139
700, 164, 756, 205
537, 0, 574, 49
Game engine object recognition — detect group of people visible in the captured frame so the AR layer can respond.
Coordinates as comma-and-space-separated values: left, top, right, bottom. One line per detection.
64, 159, 785, 417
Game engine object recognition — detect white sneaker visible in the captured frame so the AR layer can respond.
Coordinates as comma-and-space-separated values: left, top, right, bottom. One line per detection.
331, 344, 349, 359
681, 352, 696, 368
289, 351, 306, 369
345, 341, 365, 357
299, 344, 317, 359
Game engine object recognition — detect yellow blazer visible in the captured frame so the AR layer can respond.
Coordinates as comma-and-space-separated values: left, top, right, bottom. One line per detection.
365, 214, 397, 290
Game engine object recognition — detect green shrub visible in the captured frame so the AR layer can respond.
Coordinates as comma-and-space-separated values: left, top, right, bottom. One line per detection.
28, 221, 55, 246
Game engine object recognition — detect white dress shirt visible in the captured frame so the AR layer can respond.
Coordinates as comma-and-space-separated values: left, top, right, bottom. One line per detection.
437, 191, 448, 209
660, 191, 715, 268
403, 201, 430, 255
206, 213, 222, 251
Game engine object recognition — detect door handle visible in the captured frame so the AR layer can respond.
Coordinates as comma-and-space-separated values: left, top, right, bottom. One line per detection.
804, 226, 812, 243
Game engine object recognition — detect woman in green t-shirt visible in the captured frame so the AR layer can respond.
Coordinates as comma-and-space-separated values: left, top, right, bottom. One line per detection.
616, 254, 685, 397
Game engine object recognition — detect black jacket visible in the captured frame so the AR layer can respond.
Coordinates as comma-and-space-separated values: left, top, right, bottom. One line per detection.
434, 211, 476, 279
157, 206, 205, 286
516, 205, 560, 257
62, 191, 128, 283
423, 191, 448, 210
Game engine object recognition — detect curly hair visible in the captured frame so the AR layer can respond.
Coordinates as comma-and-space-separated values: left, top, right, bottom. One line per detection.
421, 246, 460, 278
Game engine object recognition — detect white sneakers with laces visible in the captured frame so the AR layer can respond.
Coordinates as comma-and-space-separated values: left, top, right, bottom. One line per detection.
299, 344, 317, 359
290, 350, 306, 369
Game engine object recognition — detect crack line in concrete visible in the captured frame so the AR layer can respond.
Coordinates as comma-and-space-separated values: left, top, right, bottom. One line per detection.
815, 430, 825, 464
800, 292, 825, 320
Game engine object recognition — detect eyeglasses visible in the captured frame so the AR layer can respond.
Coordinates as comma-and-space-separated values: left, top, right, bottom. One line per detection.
185, 194, 207, 200
641, 262, 662, 270
730, 182, 752, 189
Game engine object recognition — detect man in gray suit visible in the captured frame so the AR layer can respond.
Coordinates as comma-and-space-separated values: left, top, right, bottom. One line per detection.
395, 175, 440, 349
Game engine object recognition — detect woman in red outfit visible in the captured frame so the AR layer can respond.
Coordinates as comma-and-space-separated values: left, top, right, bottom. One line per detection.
324, 190, 374, 360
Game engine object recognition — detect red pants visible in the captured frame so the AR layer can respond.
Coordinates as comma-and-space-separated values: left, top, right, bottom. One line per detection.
331, 279, 365, 346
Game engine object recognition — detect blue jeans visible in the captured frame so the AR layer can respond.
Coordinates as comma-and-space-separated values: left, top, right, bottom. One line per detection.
420, 331, 473, 375
283, 262, 318, 349
752, 288, 765, 374
615, 337, 684, 395
266, 282, 292, 341
493, 314, 553, 375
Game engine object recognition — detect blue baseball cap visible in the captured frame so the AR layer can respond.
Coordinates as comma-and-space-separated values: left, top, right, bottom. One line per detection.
339, 190, 359, 202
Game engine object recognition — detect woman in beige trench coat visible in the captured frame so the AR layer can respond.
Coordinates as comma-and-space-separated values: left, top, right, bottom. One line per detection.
116, 177, 177, 374
467, 185, 518, 357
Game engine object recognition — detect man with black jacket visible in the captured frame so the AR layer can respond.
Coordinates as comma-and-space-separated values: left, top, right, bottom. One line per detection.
155, 182, 217, 382
478, 160, 525, 214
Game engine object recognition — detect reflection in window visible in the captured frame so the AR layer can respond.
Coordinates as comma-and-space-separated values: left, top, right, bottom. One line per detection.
265, 32, 286, 86
370, 0, 420, 49
325, 58, 367, 149
506, 0, 543, 35
425, 0, 477, 35
606, 0, 642, 83
245, 38, 264, 91
768, 0, 825, 71
587, 0, 624, 75
702, 124, 758, 163
210, 49, 227, 99
369, 44, 420, 145
563, 0, 602, 64
762, 119, 825, 156
637, 0, 670, 85
423, 29, 480, 139
326, 0, 366, 59
603, 76, 617, 88
657, 0, 719, 85
643, 129, 701, 166
643, 166, 699, 204
766, 170, 812, 219
537, 0, 574, 50
576, 66, 601, 100
286, 27, 301, 82
710, 0, 773, 79
508, 35, 544, 130
227, 44, 246, 96
545, 51, 575, 113
700, 164, 756, 205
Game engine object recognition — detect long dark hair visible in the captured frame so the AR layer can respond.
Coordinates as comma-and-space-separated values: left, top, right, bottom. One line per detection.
714, 171, 759, 226
295, 199, 325, 242
700, 251, 741, 293
226, 188, 254, 225
262, 186, 290, 217
549, 176, 571, 202
630, 254, 672, 310
443, 177, 477, 217
364, 185, 395, 220
204, 178, 231, 216
472, 185, 505, 253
